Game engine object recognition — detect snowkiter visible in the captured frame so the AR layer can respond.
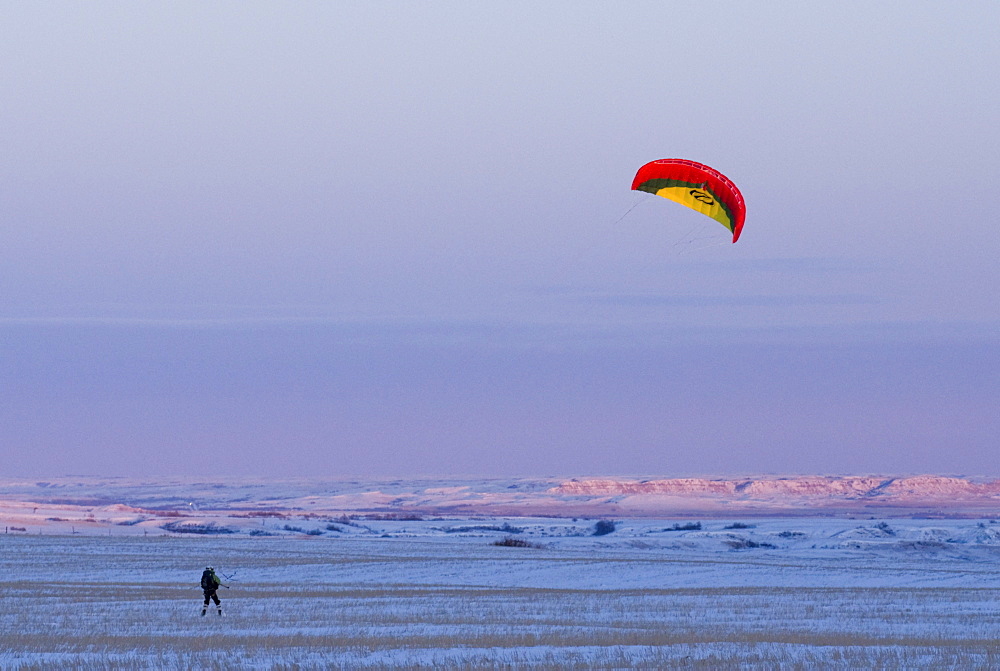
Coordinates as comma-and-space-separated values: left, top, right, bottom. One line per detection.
200, 567, 226, 616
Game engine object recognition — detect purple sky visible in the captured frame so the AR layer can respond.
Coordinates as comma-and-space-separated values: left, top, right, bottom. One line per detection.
2, 3, 998, 478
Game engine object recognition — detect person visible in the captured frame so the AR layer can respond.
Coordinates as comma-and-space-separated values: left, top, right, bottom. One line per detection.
200, 566, 227, 616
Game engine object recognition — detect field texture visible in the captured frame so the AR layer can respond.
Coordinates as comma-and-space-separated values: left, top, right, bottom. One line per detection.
2, 518, 1000, 669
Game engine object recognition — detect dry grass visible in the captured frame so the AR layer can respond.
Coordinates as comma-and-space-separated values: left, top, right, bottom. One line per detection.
2, 536, 1000, 669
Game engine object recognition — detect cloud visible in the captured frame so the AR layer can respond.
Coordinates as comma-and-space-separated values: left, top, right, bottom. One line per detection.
576, 293, 878, 308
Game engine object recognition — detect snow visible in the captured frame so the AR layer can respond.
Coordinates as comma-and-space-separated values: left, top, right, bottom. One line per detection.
2, 477, 1000, 667
4, 474, 1000, 526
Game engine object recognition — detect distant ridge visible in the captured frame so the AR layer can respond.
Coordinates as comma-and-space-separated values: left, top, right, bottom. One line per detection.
551, 475, 1000, 500
547, 475, 1000, 517
1, 475, 999, 520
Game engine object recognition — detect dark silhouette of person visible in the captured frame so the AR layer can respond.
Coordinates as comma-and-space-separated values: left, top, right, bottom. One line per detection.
200, 566, 227, 616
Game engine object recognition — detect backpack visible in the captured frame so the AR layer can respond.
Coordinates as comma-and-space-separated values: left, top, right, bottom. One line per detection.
201, 570, 216, 590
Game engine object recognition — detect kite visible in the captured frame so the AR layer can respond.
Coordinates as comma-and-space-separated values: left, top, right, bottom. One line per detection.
631, 159, 745, 243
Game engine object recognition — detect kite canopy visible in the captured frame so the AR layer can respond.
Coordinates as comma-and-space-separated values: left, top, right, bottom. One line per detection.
631, 159, 745, 243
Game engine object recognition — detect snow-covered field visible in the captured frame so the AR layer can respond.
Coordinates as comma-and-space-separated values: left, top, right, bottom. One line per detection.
3, 516, 1000, 669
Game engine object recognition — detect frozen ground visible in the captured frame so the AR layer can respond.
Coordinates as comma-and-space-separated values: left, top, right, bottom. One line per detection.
2, 517, 1000, 669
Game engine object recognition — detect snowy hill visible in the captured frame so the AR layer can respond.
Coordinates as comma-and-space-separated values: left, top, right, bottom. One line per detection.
1, 475, 999, 536
551, 475, 1000, 505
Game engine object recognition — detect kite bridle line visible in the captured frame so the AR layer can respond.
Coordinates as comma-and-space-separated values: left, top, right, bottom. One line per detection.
612, 194, 651, 226
671, 216, 726, 255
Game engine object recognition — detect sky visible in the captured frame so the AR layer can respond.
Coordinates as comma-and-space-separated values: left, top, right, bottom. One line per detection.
2, 2, 998, 478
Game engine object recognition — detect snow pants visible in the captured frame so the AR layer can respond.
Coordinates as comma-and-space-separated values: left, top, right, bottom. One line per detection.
203, 589, 220, 606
